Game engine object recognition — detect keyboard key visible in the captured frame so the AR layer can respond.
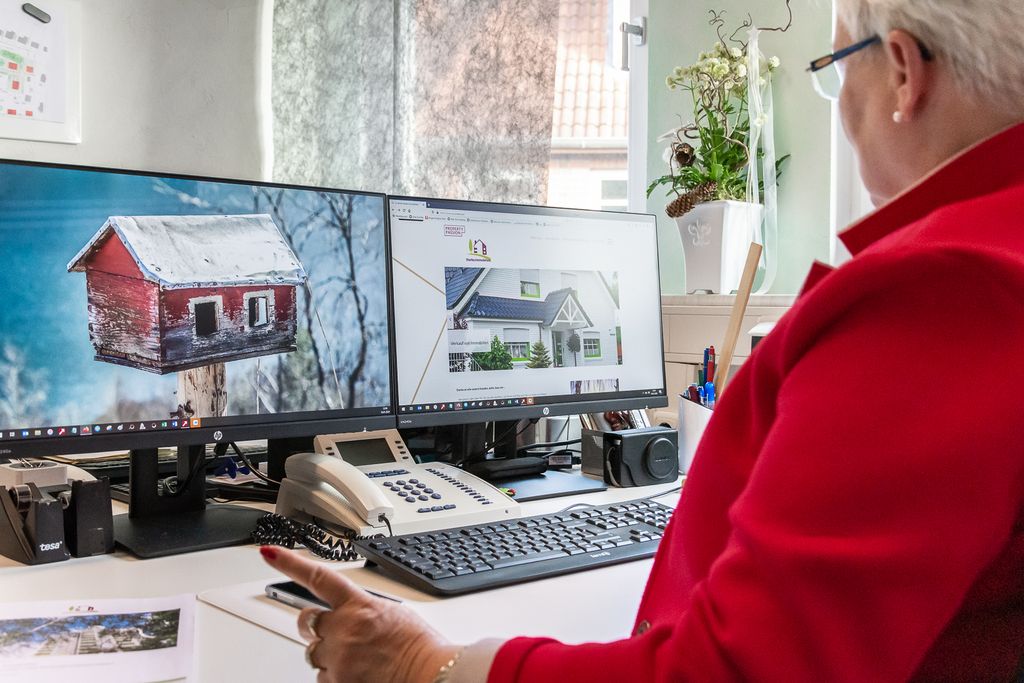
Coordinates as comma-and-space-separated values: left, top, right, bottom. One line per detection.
423, 567, 454, 580
489, 550, 567, 569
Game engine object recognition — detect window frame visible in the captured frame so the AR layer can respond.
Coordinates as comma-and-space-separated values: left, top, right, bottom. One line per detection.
188, 295, 223, 338
520, 280, 541, 298
505, 341, 530, 361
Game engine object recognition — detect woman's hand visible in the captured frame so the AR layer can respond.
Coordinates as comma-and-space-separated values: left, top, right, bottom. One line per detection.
260, 546, 460, 683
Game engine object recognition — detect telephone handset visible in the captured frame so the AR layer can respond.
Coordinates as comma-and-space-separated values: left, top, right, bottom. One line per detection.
275, 429, 520, 537
279, 454, 393, 533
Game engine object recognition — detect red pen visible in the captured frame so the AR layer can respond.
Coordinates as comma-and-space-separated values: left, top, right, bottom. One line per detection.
707, 345, 715, 384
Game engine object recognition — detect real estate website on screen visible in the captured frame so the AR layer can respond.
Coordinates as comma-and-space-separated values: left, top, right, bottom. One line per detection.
0, 162, 392, 446
389, 198, 664, 418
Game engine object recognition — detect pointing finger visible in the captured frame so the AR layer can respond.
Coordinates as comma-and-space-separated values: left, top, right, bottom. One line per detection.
260, 546, 364, 609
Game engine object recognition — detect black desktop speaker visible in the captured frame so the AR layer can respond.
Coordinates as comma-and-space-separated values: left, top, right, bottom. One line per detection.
62, 478, 115, 557
582, 427, 679, 487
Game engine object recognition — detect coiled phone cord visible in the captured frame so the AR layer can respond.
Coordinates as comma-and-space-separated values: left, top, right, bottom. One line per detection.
253, 513, 365, 562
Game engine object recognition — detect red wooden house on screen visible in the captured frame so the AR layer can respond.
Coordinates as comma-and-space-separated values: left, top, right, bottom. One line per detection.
67, 214, 308, 375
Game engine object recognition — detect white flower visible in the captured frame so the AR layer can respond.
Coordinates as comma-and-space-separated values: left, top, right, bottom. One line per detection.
734, 64, 747, 79
723, 79, 735, 91
729, 47, 742, 58
662, 146, 674, 163
768, 56, 781, 69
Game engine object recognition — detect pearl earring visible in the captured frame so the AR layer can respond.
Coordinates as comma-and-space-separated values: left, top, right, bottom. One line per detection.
892, 111, 904, 123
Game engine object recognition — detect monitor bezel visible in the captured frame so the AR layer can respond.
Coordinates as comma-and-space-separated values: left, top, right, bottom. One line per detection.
0, 157, 397, 460
387, 194, 669, 430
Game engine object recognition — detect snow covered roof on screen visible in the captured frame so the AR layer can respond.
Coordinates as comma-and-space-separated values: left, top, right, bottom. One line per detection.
67, 214, 308, 289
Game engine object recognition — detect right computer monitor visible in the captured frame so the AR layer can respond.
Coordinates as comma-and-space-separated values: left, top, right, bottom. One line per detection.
389, 196, 667, 429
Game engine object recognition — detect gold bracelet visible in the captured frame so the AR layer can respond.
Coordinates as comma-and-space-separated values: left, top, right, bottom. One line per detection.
432, 648, 464, 683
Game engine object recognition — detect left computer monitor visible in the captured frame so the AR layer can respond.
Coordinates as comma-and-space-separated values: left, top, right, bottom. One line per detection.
0, 159, 395, 555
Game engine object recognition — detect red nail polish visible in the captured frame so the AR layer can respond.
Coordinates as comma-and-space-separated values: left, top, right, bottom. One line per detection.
260, 546, 278, 561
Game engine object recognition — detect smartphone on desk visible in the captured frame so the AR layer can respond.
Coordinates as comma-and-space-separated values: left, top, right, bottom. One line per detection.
266, 580, 400, 610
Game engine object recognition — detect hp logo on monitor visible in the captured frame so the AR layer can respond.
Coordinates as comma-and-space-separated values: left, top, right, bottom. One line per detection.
213, 430, 224, 441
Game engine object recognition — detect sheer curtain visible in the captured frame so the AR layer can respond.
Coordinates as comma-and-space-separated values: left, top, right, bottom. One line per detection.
271, 0, 560, 203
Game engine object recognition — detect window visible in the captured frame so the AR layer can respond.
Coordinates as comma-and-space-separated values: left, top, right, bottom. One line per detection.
546, 2, 631, 211
272, 1, 642, 213
243, 290, 275, 329
194, 301, 218, 337
600, 178, 628, 211
503, 327, 530, 360
583, 337, 601, 358
519, 269, 540, 298
505, 342, 529, 360
248, 296, 269, 327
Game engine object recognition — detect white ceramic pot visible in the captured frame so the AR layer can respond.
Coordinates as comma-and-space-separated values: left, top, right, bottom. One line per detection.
674, 200, 763, 294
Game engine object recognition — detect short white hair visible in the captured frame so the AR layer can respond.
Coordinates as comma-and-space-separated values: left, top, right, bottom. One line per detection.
836, 1, 1024, 116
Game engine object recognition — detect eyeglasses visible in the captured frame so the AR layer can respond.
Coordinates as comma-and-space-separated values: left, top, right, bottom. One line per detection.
808, 34, 935, 101
807, 35, 881, 100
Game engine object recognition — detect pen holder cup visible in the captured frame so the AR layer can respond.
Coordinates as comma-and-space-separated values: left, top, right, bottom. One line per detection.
678, 397, 714, 474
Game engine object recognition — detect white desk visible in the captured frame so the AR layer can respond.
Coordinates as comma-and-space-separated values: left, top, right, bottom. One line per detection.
1, 482, 680, 682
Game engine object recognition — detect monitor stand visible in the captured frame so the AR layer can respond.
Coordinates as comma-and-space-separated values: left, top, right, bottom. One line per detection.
441, 420, 606, 501
113, 446, 266, 558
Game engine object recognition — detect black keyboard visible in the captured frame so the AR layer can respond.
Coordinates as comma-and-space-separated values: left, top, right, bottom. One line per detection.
354, 498, 673, 595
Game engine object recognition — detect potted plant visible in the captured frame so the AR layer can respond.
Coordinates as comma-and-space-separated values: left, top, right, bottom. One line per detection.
648, 13, 789, 294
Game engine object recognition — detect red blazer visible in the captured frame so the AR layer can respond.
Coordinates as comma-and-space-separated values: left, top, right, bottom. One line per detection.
490, 123, 1024, 682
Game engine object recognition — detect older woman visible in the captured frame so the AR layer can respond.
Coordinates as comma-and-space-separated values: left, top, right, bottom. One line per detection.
261, 1, 1024, 680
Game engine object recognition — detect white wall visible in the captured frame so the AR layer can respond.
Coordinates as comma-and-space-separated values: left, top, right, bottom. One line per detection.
0, 0, 268, 180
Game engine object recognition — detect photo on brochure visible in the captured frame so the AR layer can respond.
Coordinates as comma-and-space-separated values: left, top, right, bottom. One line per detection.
0, 609, 181, 657
443, 266, 622, 372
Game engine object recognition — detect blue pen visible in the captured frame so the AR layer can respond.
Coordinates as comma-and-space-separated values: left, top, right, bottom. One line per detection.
697, 385, 706, 407
704, 381, 716, 410
703, 347, 710, 380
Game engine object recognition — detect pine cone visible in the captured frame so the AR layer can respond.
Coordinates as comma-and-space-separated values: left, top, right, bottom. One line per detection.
666, 181, 718, 218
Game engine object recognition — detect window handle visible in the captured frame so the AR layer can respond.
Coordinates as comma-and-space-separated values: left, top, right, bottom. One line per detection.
619, 17, 647, 72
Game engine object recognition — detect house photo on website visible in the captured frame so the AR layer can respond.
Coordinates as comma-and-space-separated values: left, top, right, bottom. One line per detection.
444, 266, 621, 371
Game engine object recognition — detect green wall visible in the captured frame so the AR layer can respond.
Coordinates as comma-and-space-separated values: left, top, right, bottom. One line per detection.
646, 0, 833, 295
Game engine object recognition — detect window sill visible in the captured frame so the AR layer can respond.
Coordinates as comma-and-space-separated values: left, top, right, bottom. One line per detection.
660, 294, 794, 365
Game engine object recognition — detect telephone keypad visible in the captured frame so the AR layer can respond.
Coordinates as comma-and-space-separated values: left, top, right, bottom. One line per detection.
368, 464, 511, 520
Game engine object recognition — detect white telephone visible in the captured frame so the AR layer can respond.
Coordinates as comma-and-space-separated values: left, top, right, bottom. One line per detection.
275, 429, 520, 536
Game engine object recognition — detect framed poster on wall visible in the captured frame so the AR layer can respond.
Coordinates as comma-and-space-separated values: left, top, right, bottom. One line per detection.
0, 0, 81, 144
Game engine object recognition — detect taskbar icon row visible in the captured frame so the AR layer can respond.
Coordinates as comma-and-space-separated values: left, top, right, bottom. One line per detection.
400, 397, 535, 414
1, 418, 203, 440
